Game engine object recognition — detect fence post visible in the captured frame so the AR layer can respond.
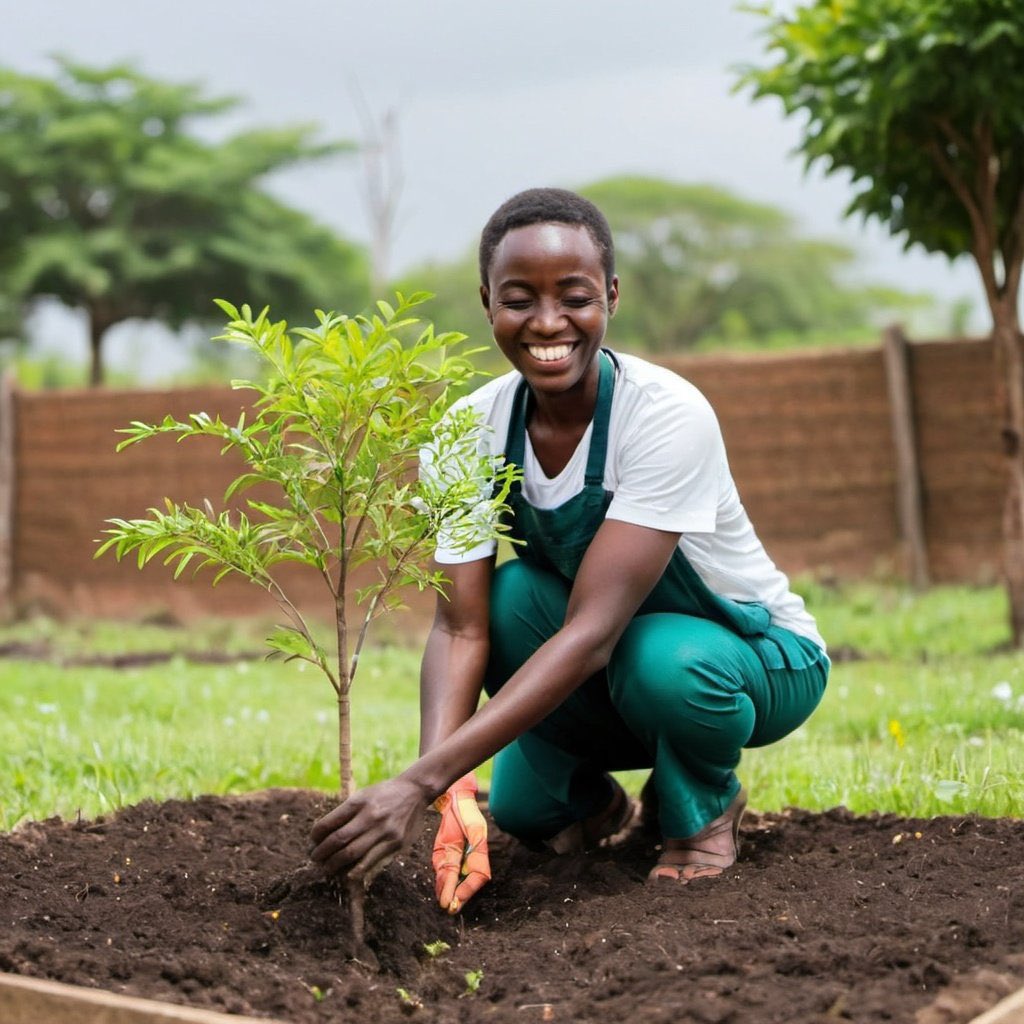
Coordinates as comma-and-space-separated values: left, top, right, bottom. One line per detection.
0, 371, 15, 615
882, 325, 930, 589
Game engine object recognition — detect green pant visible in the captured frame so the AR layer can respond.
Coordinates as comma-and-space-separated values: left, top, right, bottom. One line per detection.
483, 559, 829, 839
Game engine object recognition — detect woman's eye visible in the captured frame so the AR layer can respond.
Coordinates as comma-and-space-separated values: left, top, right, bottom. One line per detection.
563, 295, 594, 308
501, 299, 531, 310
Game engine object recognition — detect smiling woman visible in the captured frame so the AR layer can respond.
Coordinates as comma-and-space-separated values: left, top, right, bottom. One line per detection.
483, 213, 619, 474
309, 187, 830, 908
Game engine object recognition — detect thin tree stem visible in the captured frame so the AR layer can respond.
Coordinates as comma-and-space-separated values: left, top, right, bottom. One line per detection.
335, 590, 353, 800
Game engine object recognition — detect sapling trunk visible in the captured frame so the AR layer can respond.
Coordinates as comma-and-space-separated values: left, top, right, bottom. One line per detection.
336, 601, 354, 801
334, 595, 367, 955
338, 689, 354, 800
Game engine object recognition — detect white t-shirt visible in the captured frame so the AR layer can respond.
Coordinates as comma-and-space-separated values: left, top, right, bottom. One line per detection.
430, 351, 825, 650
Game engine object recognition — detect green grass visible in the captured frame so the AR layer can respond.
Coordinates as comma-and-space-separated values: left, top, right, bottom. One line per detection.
738, 581, 1024, 818
0, 633, 424, 830
1, 583, 1022, 830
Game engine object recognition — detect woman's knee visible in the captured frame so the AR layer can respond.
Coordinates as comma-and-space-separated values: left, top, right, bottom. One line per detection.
608, 616, 757, 746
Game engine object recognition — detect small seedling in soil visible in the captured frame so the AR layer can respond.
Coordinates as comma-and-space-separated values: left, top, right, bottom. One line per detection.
396, 987, 424, 1013
423, 939, 451, 959
96, 294, 517, 953
461, 968, 484, 997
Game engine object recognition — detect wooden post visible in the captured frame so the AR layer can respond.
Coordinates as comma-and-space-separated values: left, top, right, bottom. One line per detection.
882, 325, 930, 589
0, 371, 15, 615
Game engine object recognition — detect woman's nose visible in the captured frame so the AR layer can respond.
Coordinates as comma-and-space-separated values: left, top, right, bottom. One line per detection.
528, 302, 567, 336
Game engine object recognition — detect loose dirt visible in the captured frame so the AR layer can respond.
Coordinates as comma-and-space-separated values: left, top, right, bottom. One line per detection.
1, 790, 1022, 1023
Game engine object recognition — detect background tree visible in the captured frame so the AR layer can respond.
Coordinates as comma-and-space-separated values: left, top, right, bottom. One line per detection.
0, 58, 369, 386
739, 0, 1024, 644
581, 175, 926, 351
394, 175, 929, 369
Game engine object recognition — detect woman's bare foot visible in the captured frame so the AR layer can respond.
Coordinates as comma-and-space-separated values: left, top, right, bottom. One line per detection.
647, 789, 747, 883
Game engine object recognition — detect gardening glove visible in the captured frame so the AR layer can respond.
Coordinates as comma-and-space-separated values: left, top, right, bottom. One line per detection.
432, 771, 490, 915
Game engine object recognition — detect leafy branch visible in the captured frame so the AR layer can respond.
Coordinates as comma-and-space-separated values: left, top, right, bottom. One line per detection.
97, 292, 518, 798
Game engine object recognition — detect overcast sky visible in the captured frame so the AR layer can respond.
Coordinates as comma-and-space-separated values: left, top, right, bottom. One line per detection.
2, 1, 987, 376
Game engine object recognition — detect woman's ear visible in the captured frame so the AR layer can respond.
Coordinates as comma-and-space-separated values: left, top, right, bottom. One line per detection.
607, 275, 620, 317
480, 284, 493, 324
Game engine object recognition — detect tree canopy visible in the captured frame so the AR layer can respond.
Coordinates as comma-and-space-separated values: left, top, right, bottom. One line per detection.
738, 0, 1024, 327
0, 58, 369, 385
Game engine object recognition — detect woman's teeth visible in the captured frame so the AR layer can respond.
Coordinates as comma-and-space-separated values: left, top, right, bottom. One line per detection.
527, 343, 573, 362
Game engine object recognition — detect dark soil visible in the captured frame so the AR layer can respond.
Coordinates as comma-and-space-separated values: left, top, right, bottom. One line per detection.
2, 790, 1022, 1024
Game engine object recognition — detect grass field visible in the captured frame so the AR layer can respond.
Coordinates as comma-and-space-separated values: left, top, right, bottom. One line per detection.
1, 582, 1022, 830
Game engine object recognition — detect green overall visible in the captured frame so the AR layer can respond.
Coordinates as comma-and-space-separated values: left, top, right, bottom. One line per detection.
483, 351, 829, 840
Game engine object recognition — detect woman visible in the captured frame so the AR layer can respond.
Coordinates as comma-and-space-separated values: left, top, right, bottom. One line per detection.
310, 188, 828, 910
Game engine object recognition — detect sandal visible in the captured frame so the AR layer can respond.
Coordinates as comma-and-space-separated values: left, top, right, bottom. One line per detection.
546, 777, 636, 855
647, 789, 747, 883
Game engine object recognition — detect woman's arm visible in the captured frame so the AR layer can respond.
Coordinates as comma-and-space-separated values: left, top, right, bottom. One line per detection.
418, 556, 494, 756
406, 519, 680, 794
309, 519, 680, 877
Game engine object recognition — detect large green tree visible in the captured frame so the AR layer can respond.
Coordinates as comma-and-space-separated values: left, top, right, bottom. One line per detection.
396, 175, 925, 368
0, 58, 369, 385
740, 0, 1024, 643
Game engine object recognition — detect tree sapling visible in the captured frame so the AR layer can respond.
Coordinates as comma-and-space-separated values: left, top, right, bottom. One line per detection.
96, 293, 516, 941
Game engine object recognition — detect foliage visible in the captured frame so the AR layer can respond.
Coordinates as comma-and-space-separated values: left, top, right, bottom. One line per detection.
390, 252, 497, 369
394, 175, 932, 358
96, 293, 517, 797
737, 0, 1024, 323
0, 57, 369, 385
583, 175, 930, 349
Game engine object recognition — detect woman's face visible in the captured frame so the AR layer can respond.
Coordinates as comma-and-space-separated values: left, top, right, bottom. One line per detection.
481, 222, 619, 400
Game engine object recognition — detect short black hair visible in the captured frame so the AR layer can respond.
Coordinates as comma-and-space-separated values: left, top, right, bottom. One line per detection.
478, 187, 615, 291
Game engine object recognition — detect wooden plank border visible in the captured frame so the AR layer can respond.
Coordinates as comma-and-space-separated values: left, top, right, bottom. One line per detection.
3, 965, 1022, 1023
967, 984, 1024, 1024
0, 972, 290, 1024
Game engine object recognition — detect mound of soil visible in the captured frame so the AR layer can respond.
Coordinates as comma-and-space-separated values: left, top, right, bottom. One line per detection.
2, 790, 1022, 1023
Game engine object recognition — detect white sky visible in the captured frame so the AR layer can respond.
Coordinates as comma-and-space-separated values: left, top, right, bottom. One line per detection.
1, 1, 987, 377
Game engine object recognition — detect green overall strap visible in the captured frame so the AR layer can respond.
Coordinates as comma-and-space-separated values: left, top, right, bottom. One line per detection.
503, 351, 615, 485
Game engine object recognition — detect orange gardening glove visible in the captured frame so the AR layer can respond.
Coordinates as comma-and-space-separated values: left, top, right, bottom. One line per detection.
432, 771, 490, 915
